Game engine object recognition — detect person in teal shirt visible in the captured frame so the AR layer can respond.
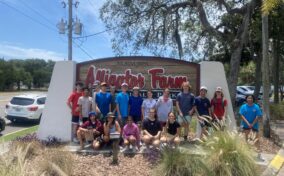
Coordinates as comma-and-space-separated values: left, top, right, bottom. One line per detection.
116, 83, 129, 126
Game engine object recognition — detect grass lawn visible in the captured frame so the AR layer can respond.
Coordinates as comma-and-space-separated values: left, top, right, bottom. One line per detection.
0, 125, 38, 142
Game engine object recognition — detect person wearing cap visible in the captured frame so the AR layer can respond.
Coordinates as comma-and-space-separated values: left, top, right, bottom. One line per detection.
78, 87, 93, 123
156, 88, 173, 128
194, 86, 212, 137
211, 86, 228, 121
76, 112, 103, 150
129, 86, 143, 125
67, 81, 83, 142
91, 80, 101, 112
103, 112, 121, 164
95, 82, 112, 121
116, 83, 129, 126
176, 81, 195, 141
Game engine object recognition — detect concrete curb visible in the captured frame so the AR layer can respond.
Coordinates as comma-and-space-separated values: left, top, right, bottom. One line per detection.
262, 144, 284, 176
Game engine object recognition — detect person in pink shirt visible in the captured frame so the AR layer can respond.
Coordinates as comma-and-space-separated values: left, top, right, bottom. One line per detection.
122, 116, 140, 151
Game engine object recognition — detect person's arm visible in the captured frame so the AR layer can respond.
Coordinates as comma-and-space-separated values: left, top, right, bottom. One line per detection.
67, 94, 73, 112
77, 98, 83, 119
239, 106, 251, 127
122, 126, 126, 139
104, 123, 109, 136
222, 99, 228, 119
141, 101, 145, 121
189, 96, 195, 115
116, 96, 122, 120
240, 115, 251, 127
176, 100, 183, 117
115, 121, 121, 133
135, 126, 141, 147
155, 131, 161, 139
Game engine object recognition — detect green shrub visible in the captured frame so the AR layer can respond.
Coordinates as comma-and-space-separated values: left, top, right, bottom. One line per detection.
270, 103, 284, 120
155, 147, 211, 176
203, 131, 258, 176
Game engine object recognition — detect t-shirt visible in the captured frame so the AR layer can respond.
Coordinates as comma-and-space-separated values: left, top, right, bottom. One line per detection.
77, 96, 92, 117
81, 120, 103, 133
176, 92, 195, 116
122, 123, 140, 145
141, 99, 156, 119
211, 98, 228, 119
96, 92, 112, 117
167, 121, 180, 135
194, 96, 211, 116
239, 103, 262, 130
115, 92, 129, 118
142, 118, 162, 136
111, 93, 117, 112
129, 96, 143, 117
156, 96, 173, 122
67, 91, 83, 116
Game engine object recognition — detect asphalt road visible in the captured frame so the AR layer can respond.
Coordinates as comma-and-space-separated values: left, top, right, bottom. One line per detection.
0, 91, 46, 136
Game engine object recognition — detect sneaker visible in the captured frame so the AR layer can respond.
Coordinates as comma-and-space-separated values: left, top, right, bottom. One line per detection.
183, 136, 188, 141
256, 153, 265, 162
73, 138, 79, 144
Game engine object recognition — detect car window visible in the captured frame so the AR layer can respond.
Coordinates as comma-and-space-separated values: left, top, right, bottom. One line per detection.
10, 97, 34, 106
37, 97, 46, 105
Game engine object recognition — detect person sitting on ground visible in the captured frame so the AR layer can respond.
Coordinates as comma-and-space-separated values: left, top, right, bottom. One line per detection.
76, 112, 103, 150
211, 87, 228, 123
122, 116, 140, 151
194, 86, 212, 137
142, 108, 162, 149
161, 112, 181, 147
103, 112, 121, 164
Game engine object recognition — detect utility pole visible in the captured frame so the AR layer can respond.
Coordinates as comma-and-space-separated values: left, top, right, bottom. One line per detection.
57, 1, 82, 61
68, 0, 73, 61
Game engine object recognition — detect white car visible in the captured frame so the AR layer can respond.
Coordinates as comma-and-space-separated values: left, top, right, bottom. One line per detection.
5, 94, 46, 123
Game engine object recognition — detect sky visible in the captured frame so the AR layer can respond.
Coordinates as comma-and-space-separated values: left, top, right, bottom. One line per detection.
0, 0, 114, 62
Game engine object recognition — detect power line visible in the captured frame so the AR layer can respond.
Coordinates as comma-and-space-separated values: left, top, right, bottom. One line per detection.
18, 0, 55, 27
73, 27, 116, 39
73, 39, 94, 59
0, 0, 57, 32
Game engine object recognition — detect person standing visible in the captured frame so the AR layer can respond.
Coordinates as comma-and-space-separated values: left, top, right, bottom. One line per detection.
110, 85, 117, 114
194, 86, 211, 137
116, 83, 129, 126
156, 88, 173, 127
95, 82, 112, 122
176, 82, 195, 141
141, 89, 156, 121
129, 86, 143, 125
67, 82, 83, 142
92, 80, 101, 112
211, 87, 228, 122
78, 87, 93, 123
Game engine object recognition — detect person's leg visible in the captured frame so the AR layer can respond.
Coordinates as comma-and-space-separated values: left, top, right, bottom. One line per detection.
112, 139, 119, 164
173, 136, 180, 146
160, 135, 167, 144
184, 115, 192, 140
142, 134, 151, 148
152, 139, 160, 148
242, 129, 250, 141
129, 135, 137, 147
77, 129, 85, 149
72, 116, 79, 142
93, 138, 101, 150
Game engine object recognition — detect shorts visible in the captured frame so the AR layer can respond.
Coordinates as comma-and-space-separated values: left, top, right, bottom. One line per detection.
177, 115, 192, 125
72, 116, 80, 124
242, 128, 259, 132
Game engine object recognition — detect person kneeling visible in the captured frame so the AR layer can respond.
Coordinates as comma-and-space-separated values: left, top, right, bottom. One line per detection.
77, 112, 102, 150
103, 112, 121, 164
122, 116, 140, 152
161, 112, 181, 147
142, 108, 162, 149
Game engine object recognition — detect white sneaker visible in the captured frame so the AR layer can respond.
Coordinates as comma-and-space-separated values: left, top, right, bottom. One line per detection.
73, 138, 79, 143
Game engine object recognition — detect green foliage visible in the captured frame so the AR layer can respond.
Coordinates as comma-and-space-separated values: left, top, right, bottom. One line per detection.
0, 59, 55, 91
155, 147, 210, 176
238, 61, 256, 85
262, 0, 283, 15
204, 131, 258, 176
270, 102, 284, 119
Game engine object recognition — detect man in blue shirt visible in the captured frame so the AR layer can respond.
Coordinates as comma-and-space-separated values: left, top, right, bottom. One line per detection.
129, 86, 143, 124
116, 83, 129, 126
96, 82, 112, 122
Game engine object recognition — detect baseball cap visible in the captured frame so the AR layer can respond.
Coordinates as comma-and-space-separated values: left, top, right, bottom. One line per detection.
121, 82, 128, 87
107, 112, 115, 118
200, 86, 208, 91
216, 87, 222, 92
89, 111, 96, 116
75, 81, 83, 86
133, 86, 139, 90
100, 82, 107, 86
93, 80, 101, 86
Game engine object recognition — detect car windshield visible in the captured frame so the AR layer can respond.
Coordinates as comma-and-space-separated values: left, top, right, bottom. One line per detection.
10, 97, 34, 106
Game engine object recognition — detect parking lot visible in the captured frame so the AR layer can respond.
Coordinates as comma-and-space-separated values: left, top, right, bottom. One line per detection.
0, 91, 46, 136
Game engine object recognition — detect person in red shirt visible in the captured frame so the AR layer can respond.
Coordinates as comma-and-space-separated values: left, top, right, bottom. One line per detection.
67, 82, 83, 142
77, 112, 103, 150
211, 87, 228, 122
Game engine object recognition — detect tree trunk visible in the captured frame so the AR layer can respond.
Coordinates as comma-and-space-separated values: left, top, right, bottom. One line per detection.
272, 39, 280, 104
254, 51, 262, 100
228, 0, 256, 108
262, 12, 271, 138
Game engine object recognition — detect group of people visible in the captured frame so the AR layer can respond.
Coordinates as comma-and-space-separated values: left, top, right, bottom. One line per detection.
67, 80, 262, 163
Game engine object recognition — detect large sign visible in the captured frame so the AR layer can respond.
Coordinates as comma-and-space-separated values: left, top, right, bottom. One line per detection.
76, 57, 200, 99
